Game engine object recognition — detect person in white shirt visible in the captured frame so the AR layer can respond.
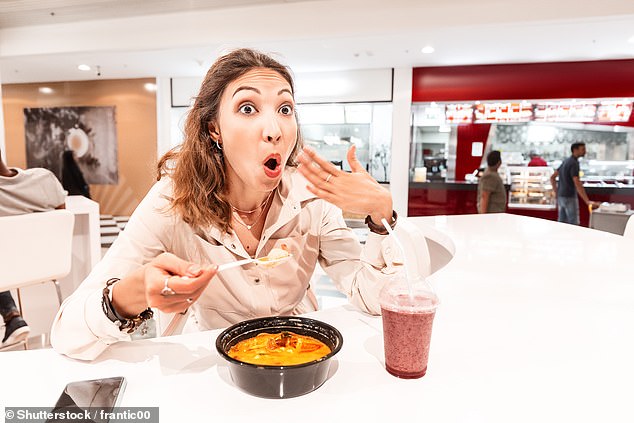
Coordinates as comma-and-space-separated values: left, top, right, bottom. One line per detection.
51, 48, 401, 360
0, 149, 66, 348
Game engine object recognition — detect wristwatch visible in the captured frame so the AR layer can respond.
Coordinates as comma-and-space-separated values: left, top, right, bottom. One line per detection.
101, 278, 153, 334
365, 210, 398, 235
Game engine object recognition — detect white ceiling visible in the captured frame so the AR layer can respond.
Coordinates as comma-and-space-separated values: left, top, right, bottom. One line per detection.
1, 0, 634, 84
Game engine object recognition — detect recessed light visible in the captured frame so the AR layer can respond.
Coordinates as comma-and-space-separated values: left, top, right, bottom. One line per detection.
628, 35, 634, 44
77, 64, 91, 71
39, 87, 53, 94
144, 83, 157, 92
421, 46, 435, 54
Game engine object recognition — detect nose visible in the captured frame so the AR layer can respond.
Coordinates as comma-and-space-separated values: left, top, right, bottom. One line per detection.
262, 114, 282, 144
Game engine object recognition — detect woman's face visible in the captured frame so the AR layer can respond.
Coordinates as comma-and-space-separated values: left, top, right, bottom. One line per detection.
213, 68, 298, 194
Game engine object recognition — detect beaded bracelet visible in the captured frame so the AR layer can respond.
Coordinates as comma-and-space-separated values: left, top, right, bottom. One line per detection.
101, 278, 153, 334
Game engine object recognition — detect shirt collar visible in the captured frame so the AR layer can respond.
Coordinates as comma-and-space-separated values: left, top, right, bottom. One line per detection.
200, 167, 317, 248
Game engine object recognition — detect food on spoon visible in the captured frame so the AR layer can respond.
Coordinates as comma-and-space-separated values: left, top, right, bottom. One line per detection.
256, 244, 291, 267
228, 331, 331, 366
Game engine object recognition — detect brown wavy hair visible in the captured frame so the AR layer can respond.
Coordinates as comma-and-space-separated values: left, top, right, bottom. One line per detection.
157, 48, 303, 233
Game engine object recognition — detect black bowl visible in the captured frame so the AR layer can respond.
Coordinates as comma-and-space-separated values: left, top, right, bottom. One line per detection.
216, 316, 343, 399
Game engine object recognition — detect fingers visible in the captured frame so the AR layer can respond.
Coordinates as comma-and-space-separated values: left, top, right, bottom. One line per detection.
158, 265, 217, 296
146, 254, 218, 313
298, 148, 340, 178
346, 145, 365, 173
153, 252, 208, 279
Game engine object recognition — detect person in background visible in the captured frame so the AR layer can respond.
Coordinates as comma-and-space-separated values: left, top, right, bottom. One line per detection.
528, 151, 547, 167
51, 48, 401, 361
62, 150, 91, 198
550, 142, 599, 225
0, 149, 67, 348
477, 150, 507, 214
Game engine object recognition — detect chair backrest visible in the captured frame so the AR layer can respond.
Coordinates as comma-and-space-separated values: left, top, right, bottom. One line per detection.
393, 216, 432, 280
624, 215, 634, 239
0, 209, 75, 291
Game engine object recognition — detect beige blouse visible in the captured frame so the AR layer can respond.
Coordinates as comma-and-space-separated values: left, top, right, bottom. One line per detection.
51, 168, 402, 360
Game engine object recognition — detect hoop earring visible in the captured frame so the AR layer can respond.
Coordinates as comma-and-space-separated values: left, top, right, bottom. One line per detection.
209, 132, 222, 152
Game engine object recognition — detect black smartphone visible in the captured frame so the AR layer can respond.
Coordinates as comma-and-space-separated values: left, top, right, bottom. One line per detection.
46, 376, 126, 423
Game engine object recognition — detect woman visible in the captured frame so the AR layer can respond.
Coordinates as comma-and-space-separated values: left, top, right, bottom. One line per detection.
61, 150, 91, 198
51, 49, 400, 360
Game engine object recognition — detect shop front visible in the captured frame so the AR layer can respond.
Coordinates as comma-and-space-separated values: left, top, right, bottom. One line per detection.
408, 59, 634, 226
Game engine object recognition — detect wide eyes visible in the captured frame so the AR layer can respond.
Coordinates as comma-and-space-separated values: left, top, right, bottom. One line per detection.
279, 105, 293, 115
238, 104, 256, 115
237, 103, 294, 116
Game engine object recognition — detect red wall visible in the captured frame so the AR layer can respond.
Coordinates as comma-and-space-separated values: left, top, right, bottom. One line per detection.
455, 123, 491, 180
412, 59, 634, 180
412, 59, 634, 102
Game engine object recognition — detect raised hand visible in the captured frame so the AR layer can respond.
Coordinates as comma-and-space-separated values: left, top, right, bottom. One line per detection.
297, 145, 393, 224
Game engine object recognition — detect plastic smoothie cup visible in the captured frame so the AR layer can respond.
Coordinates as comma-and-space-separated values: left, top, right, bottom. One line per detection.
379, 276, 439, 379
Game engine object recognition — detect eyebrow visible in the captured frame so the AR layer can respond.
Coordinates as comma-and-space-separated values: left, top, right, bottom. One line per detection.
232, 86, 259, 98
232, 86, 294, 98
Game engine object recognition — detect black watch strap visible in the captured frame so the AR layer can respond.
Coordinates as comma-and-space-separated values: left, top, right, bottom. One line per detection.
365, 210, 398, 235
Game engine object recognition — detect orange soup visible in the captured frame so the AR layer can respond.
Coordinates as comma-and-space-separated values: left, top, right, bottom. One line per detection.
228, 331, 331, 366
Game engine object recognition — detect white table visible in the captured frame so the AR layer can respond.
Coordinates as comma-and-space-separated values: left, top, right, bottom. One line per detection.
3, 214, 634, 422
63, 195, 101, 295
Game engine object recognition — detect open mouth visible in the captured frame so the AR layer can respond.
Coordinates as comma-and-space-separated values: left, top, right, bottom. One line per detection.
263, 154, 281, 171
264, 157, 278, 170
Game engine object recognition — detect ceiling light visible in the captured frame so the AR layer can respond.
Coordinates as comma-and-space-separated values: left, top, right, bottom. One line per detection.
421, 46, 435, 54
39, 87, 53, 94
144, 83, 157, 92
77, 64, 91, 71
628, 35, 634, 44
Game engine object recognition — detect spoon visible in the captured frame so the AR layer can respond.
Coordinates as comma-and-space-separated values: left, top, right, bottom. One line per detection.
160, 250, 291, 338
217, 252, 293, 273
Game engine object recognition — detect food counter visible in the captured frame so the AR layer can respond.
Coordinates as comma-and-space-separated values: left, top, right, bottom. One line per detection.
409, 180, 634, 227
3, 214, 633, 422
507, 166, 555, 210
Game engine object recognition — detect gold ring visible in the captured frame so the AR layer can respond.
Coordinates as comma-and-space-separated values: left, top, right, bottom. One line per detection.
325, 174, 332, 183
160, 276, 177, 296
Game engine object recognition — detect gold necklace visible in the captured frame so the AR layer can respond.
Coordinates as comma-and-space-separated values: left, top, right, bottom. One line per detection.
229, 191, 273, 214
231, 191, 273, 230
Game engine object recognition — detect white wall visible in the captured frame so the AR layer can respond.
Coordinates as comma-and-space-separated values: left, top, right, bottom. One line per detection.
156, 76, 172, 158
0, 71, 5, 156
390, 67, 413, 216
170, 68, 393, 107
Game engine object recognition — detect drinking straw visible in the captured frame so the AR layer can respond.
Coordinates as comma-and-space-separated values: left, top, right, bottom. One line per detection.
381, 217, 414, 299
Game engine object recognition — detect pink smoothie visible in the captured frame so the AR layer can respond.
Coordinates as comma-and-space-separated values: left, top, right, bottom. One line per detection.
381, 297, 436, 379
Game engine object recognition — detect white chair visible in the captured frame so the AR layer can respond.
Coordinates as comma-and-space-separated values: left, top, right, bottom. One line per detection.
393, 215, 432, 280
0, 209, 74, 349
624, 215, 634, 240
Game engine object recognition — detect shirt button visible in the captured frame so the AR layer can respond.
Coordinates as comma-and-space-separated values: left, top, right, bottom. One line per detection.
385, 247, 391, 255
254, 278, 260, 284
231, 243, 236, 249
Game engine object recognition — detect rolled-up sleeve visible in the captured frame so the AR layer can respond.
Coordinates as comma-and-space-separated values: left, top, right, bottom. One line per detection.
50, 180, 172, 360
316, 202, 403, 315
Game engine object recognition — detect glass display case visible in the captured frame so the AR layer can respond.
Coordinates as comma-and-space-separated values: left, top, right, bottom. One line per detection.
507, 166, 556, 209
580, 160, 634, 187
297, 103, 392, 182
